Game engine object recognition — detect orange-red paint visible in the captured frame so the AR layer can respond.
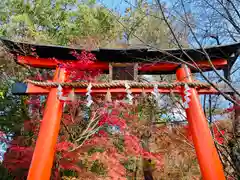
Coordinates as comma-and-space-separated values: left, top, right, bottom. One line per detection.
24, 83, 227, 95
27, 67, 66, 180
139, 59, 227, 72
17, 55, 227, 73
17, 55, 109, 70
26, 83, 50, 94
18, 56, 58, 68
176, 65, 225, 180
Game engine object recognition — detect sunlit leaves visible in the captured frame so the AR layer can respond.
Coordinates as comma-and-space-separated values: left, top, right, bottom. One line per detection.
0, 0, 121, 47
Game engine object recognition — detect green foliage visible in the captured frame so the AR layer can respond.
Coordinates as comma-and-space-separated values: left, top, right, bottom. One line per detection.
90, 160, 106, 175
88, 147, 105, 155
113, 136, 125, 152
0, 0, 187, 48
123, 157, 136, 172
0, 0, 121, 46
0, 80, 28, 135
0, 92, 4, 99
0, 164, 14, 180
61, 169, 78, 177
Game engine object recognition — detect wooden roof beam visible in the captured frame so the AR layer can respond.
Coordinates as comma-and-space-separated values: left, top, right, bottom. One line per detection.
17, 55, 227, 74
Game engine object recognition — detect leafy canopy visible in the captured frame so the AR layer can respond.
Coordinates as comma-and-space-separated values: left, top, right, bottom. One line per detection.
0, 0, 121, 46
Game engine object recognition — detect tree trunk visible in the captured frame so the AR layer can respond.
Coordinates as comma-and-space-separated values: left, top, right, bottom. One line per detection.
224, 61, 240, 177
142, 106, 155, 180
231, 95, 240, 174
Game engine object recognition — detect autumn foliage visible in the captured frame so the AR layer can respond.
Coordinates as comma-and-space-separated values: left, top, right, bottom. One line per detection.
1, 51, 163, 179
0, 51, 231, 179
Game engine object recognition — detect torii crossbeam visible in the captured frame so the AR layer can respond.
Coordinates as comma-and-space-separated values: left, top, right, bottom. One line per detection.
2, 37, 240, 180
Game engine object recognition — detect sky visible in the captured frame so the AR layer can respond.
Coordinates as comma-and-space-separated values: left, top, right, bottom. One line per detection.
97, 0, 156, 14
97, 0, 132, 13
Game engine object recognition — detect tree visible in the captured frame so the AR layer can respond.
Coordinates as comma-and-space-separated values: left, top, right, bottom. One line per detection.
121, 1, 189, 48
0, 0, 121, 48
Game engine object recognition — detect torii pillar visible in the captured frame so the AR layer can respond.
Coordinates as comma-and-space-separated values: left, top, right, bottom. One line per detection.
176, 65, 225, 180
27, 67, 66, 180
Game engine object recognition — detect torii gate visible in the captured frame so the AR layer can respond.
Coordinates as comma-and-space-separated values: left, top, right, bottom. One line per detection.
1, 37, 240, 180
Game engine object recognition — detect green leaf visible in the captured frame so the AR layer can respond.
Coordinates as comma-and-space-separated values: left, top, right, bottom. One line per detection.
0, 92, 4, 99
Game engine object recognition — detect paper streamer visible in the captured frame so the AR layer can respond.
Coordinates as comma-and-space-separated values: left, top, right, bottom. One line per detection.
151, 84, 161, 107
86, 83, 93, 107
57, 84, 63, 100
183, 83, 191, 109
57, 85, 75, 101
125, 82, 133, 105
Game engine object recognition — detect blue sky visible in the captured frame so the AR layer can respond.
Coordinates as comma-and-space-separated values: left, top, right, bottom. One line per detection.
97, 0, 141, 13
98, 0, 172, 13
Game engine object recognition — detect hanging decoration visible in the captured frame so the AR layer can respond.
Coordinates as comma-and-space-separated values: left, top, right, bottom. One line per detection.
105, 88, 112, 103
151, 84, 161, 107
86, 83, 93, 107
57, 84, 63, 99
183, 83, 191, 109
57, 85, 76, 101
125, 82, 133, 105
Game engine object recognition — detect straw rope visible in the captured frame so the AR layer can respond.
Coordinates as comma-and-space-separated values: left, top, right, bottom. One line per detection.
25, 80, 211, 89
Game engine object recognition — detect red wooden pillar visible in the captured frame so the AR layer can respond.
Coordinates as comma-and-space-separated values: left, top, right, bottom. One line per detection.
27, 67, 66, 180
176, 65, 225, 180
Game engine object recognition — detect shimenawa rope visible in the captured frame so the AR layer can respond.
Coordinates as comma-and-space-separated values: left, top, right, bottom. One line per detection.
25, 79, 211, 89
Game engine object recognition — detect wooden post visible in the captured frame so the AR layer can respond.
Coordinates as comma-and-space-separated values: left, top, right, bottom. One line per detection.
27, 67, 66, 180
176, 65, 225, 180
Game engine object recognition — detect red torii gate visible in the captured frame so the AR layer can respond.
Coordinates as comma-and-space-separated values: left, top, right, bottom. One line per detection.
2, 38, 240, 180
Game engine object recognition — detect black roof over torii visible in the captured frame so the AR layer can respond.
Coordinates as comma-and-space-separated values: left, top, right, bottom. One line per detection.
1, 37, 240, 78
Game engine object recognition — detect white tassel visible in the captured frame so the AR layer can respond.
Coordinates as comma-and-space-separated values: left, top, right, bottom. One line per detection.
125, 82, 133, 105
86, 83, 93, 107
183, 83, 191, 109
